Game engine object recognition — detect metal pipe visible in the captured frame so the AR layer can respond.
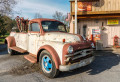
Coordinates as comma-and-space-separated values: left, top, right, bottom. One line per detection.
75, 0, 78, 34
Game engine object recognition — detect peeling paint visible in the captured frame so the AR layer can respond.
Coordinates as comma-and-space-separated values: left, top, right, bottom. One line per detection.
7, 19, 94, 70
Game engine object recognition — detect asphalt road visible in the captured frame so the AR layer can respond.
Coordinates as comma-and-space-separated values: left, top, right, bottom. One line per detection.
0, 44, 120, 82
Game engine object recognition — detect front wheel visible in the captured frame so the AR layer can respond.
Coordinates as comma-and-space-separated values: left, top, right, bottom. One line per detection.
39, 50, 59, 78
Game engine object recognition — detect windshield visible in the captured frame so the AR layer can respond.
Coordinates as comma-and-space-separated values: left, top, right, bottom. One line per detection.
41, 21, 66, 32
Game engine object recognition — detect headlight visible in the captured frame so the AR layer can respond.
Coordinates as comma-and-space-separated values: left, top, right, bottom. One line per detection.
68, 46, 73, 53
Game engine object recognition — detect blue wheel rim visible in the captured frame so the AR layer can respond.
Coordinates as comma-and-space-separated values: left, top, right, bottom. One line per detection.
43, 55, 52, 72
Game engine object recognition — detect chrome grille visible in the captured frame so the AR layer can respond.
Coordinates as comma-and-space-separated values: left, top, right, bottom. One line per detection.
65, 48, 93, 62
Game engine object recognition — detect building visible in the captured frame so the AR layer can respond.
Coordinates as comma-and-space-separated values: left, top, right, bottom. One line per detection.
70, 0, 120, 48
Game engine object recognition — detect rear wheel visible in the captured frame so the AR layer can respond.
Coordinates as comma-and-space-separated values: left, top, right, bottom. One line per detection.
7, 47, 15, 55
39, 50, 59, 78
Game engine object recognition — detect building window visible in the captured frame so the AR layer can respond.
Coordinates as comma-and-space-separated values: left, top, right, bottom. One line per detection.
83, 25, 87, 38
79, 28, 80, 34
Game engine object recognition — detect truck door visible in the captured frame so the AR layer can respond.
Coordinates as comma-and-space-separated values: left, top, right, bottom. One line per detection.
17, 33, 28, 50
28, 22, 40, 55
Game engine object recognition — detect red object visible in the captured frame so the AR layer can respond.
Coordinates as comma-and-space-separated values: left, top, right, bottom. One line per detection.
90, 34, 96, 46
63, 39, 66, 43
90, 34, 93, 42
113, 35, 120, 48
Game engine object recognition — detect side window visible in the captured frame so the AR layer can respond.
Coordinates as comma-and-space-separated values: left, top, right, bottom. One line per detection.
31, 23, 40, 32
58, 25, 66, 32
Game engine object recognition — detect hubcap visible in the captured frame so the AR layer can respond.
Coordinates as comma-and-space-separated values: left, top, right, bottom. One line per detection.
42, 55, 52, 73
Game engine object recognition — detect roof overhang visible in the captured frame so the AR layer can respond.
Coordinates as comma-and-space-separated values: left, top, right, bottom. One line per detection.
71, 11, 120, 16
70, 0, 99, 2
72, 13, 120, 19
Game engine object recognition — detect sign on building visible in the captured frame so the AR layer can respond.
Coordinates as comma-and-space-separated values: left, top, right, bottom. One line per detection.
78, 2, 92, 11
107, 19, 119, 25
92, 29, 101, 35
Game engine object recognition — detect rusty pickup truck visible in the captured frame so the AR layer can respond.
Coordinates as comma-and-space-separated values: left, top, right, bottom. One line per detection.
5, 17, 95, 78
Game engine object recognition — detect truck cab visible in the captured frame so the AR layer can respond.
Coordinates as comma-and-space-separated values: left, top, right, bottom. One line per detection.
5, 17, 95, 78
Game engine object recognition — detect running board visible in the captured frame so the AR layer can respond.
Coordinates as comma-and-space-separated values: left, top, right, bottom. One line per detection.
9, 46, 27, 53
24, 54, 37, 63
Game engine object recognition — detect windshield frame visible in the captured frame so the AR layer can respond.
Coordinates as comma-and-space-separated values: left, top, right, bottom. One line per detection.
41, 21, 67, 32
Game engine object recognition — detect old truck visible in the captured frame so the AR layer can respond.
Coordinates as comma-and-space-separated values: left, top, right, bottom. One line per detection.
5, 16, 95, 78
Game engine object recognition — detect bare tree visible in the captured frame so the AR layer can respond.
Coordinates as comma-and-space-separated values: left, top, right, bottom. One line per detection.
53, 11, 63, 22
0, 0, 16, 15
53, 11, 69, 27
34, 12, 42, 18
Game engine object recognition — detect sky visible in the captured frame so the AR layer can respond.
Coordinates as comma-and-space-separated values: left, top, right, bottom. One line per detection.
13, 0, 70, 20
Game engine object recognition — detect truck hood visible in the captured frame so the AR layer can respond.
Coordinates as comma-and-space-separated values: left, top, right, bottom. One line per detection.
43, 32, 82, 43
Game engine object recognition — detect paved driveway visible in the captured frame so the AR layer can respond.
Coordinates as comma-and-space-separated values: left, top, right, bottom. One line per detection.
0, 44, 120, 82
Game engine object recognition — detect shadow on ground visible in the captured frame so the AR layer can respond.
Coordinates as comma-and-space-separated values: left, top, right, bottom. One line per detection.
58, 50, 120, 78
0, 44, 8, 55
0, 44, 28, 56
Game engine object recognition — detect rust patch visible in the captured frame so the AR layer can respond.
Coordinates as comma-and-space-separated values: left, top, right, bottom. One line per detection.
24, 54, 37, 63
6, 36, 16, 47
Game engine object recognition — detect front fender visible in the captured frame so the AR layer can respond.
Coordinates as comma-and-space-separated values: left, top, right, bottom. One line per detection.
37, 45, 61, 69
5, 36, 16, 47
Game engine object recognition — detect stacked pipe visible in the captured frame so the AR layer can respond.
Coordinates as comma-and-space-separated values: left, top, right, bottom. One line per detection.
15, 16, 29, 32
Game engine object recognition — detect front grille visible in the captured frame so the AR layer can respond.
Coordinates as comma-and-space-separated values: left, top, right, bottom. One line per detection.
74, 47, 91, 53
65, 48, 93, 64
69, 54, 93, 64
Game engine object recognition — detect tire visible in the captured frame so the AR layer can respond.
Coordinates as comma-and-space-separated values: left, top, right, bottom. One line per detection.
7, 47, 15, 55
39, 50, 59, 78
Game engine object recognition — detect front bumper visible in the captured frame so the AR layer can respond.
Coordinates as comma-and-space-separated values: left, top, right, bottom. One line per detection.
59, 56, 94, 71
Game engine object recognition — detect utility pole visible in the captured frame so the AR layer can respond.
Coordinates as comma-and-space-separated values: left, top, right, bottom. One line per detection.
75, 0, 78, 34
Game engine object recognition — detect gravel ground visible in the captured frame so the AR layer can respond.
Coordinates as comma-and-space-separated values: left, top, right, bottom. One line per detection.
0, 44, 120, 82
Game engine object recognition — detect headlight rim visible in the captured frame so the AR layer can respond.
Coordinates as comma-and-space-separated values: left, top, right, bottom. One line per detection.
67, 45, 73, 54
